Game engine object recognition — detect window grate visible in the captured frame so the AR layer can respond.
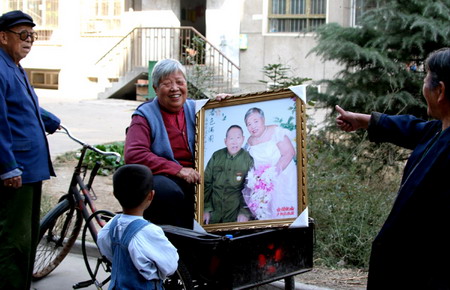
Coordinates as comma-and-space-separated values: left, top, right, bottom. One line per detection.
268, 0, 326, 33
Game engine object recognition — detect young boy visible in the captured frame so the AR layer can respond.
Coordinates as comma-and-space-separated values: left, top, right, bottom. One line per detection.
203, 125, 254, 224
97, 164, 178, 289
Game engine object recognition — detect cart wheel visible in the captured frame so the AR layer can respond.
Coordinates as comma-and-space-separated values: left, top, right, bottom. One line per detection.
284, 276, 295, 290
164, 260, 193, 290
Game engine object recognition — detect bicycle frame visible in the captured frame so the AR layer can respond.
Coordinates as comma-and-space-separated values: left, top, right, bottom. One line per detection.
61, 124, 120, 242
33, 125, 120, 286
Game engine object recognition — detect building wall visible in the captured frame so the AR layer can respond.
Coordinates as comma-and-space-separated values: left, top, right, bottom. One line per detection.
238, 0, 351, 93
21, 0, 182, 99
20, 1, 107, 98
13, 0, 353, 98
328, 0, 352, 26
205, 0, 242, 67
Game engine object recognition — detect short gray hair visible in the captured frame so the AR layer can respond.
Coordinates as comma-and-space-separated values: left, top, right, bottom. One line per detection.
152, 59, 187, 87
244, 107, 265, 123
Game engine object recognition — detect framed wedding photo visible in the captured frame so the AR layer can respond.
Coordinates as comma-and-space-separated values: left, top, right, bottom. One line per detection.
195, 88, 307, 232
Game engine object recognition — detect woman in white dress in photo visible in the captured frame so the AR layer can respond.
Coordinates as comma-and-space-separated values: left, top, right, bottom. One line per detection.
243, 107, 298, 220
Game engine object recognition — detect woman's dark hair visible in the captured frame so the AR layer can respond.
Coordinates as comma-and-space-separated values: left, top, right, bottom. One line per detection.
113, 164, 153, 209
425, 47, 450, 100
226, 125, 244, 137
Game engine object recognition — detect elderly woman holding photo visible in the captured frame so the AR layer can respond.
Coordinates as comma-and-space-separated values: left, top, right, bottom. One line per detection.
125, 58, 227, 229
243, 107, 298, 220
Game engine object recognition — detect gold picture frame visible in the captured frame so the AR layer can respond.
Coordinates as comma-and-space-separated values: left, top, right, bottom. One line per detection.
195, 88, 307, 232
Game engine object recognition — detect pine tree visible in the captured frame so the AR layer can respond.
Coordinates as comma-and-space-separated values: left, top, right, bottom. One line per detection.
310, 0, 450, 119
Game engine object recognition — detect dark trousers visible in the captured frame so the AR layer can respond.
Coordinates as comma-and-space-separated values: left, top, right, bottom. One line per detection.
0, 182, 42, 290
144, 175, 194, 229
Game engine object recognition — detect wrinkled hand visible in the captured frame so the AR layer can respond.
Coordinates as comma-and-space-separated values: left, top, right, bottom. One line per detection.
176, 167, 201, 184
335, 105, 370, 132
275, 163, 283, 175
3, 175, 22, 189
203, 212, 211, 224
214, 93, 232, 101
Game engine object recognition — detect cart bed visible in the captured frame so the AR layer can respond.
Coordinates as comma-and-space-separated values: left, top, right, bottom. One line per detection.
162, 220, 314, 289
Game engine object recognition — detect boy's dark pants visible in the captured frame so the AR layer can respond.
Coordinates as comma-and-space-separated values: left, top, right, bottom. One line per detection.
144, 175, 194, 229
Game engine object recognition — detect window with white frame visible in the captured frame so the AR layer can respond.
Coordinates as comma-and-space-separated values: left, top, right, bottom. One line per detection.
4, 0, 59, 40
352, 0, 379, 27
268, 0, 326, 33
80, 0, 123, 35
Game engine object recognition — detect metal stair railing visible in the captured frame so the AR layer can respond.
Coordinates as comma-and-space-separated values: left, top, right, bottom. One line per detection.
95, 26, 240, 96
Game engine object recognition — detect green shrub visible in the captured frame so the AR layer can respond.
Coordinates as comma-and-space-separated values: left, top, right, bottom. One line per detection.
53, 142, 124, 176
259, 62, 311, 89
308, 132, 398, 269
82, 142, 125, 175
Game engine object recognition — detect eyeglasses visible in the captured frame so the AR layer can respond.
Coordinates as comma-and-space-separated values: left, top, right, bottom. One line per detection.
6, 29, 38, 41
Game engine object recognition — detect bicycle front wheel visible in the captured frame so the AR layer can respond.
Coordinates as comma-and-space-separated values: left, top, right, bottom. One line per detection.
33, 198, 83, 279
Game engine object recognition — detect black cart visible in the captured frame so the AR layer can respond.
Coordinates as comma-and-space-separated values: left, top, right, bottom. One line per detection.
162, 219, 314, 290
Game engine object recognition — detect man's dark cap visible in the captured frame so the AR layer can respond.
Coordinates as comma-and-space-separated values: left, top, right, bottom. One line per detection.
0, 10, 35, 31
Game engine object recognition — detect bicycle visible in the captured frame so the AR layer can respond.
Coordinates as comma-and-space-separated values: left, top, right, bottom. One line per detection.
32, 125, 193, 290
32, 125, 121, 289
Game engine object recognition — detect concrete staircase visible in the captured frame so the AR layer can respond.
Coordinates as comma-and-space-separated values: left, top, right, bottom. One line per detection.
93, 27, 240, 100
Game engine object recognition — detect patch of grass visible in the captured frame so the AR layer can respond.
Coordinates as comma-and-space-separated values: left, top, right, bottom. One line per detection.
40, 194, 57, 219
54, 150, 77, 164
308, 133, 398, 269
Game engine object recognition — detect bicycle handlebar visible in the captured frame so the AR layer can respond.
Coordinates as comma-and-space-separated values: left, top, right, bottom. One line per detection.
58, 124, 122, 163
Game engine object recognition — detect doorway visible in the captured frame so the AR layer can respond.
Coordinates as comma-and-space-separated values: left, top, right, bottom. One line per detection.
180, 0, 206, 36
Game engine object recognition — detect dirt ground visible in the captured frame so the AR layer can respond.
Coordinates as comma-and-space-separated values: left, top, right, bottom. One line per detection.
296, 267, 367, 289
42, 158, 368, 290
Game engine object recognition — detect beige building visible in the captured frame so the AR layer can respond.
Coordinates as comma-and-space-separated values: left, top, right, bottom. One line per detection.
0, 0, 370, 99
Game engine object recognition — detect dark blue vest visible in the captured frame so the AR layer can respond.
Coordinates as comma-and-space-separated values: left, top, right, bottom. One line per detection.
108, 215, 163, 290
133, 98, 196, 164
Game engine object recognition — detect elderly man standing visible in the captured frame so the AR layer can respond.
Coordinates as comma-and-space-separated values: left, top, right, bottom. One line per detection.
0, 10, 60, 289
